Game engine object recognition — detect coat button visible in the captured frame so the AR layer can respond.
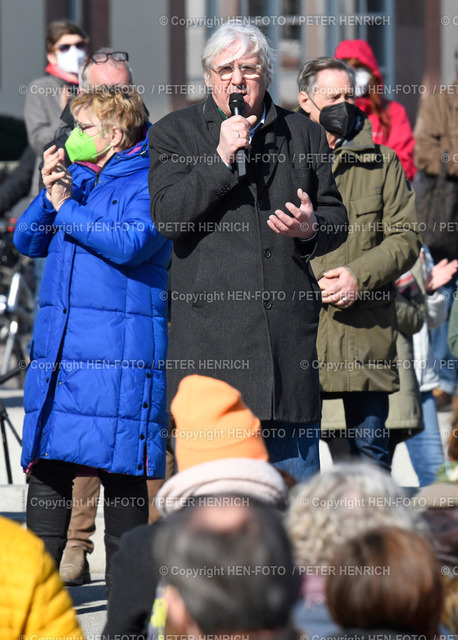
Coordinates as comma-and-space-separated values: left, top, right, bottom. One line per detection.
264, 249, 271, 258
112, 200, 117, 204
46, 378, 49, 383
63, 308, 67, 314
137, 464, 142, 470
58, 381, 62, 385
140, 434, 145, 440
146, 373, 151, 379
258, 199, 264, 208
264, 301, 272, 310
143, 402, 148, 408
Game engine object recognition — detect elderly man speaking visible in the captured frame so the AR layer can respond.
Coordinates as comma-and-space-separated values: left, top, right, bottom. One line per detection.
148, 22, 348, 480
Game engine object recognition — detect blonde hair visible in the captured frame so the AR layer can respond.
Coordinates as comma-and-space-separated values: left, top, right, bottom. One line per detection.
71, 86, 148, 149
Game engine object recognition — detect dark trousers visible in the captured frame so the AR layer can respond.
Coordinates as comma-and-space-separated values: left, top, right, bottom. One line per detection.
324, 392, 390, 472
26, 459, 148, 590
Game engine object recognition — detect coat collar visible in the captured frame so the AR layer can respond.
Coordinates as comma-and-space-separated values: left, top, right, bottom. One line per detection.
203, 92, 286, 142
333, 110, 383, 173
337, 108, 376, 153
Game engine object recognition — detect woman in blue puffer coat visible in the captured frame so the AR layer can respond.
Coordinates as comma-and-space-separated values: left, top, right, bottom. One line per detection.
14, 87, 171, 587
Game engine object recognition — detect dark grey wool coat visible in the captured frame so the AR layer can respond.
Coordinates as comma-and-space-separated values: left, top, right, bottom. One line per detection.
148, 93, 348, 424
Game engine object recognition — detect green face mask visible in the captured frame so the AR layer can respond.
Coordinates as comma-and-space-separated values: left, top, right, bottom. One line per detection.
65, 127, 111, 163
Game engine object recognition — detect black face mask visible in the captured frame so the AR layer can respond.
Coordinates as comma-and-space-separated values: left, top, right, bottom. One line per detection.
318, 102, 356, 137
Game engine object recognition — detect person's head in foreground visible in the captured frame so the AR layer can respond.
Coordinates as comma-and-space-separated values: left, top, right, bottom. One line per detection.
155, 375, 289, 515
286, 462, 423, 569
67, 86, 148, 166
326, 526, 444, 640
154, 499, 300, 640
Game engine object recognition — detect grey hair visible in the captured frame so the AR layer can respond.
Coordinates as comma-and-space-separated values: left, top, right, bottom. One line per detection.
78, 47, 133, 89
155, 497, 300, 634
202, 21, 273, 86
297, 56, 355, 95
285, 462, 425, 569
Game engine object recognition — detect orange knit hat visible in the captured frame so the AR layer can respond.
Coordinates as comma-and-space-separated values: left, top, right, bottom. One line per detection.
171, 375, 268, 472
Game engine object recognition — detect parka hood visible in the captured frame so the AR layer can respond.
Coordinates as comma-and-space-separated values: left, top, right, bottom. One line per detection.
335, 39, 383, 86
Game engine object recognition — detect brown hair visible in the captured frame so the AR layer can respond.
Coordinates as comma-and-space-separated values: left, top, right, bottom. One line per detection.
326, 527, 443, 639
449, 397, 458, 461
45, 19, 88, 53
71, 86, 148, 150
442, 575, 458, 634
345, 56, 391, 140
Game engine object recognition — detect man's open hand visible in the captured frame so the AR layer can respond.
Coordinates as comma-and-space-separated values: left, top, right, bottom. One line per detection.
267, 188, 318, 239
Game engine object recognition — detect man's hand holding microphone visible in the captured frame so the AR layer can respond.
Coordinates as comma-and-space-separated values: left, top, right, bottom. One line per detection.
217, 93, 318, 241
216, 92, 256, 174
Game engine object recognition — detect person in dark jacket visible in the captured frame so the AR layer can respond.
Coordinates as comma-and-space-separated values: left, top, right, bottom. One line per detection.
148, 21, 348, 482
14, 87, 171, 590
0, 146, 36, 216
148, 501, 300, 640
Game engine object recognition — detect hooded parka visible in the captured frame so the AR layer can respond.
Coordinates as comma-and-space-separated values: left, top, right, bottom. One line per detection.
14, 134, 171, 477
335, 39, 416, 182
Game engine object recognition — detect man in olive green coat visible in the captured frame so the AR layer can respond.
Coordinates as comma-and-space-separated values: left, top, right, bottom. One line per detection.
295, 57, 422, 470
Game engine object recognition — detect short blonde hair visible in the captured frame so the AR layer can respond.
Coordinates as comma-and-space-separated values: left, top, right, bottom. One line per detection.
71, 86, 148, 150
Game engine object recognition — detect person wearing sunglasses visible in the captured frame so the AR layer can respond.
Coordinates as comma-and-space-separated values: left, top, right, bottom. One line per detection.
24, 19, 89, 196
43, 49, 133, 175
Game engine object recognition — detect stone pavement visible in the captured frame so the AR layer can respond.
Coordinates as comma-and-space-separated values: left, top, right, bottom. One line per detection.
0, 384, 454, 638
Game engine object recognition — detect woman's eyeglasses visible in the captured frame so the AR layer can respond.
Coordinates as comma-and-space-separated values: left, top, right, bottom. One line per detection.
74, 121, 97, 133
55, 41, 87, 53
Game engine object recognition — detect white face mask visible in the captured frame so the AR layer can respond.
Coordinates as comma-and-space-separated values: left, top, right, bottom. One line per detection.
57, 46, 87, 75
354, 68, 371, 97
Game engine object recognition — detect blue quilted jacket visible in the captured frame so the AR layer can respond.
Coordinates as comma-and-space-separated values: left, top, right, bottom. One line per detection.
14, 134, 171, 477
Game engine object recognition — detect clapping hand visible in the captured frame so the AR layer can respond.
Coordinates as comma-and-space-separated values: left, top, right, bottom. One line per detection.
42, 145, 73, 211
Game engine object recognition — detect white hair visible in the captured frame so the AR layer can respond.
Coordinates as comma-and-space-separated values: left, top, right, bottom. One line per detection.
201, 21, 273, 86
285, 462, 425, 569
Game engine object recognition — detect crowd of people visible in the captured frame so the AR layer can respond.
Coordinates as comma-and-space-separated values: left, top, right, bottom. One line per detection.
0, 15, 457, 640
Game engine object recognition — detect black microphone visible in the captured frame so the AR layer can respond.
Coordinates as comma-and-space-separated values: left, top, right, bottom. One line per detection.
229, 92, 247, 177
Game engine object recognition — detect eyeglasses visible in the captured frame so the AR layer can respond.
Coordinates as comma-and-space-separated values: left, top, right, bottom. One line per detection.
90, 51, 129, 64
81, 51, 129, 77
211, 63, 262, 81
55, 41, 87, 53
74, 121, 97, 133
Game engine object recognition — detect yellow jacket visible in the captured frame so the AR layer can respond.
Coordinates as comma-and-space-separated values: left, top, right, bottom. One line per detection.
0, 515, 84, 640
